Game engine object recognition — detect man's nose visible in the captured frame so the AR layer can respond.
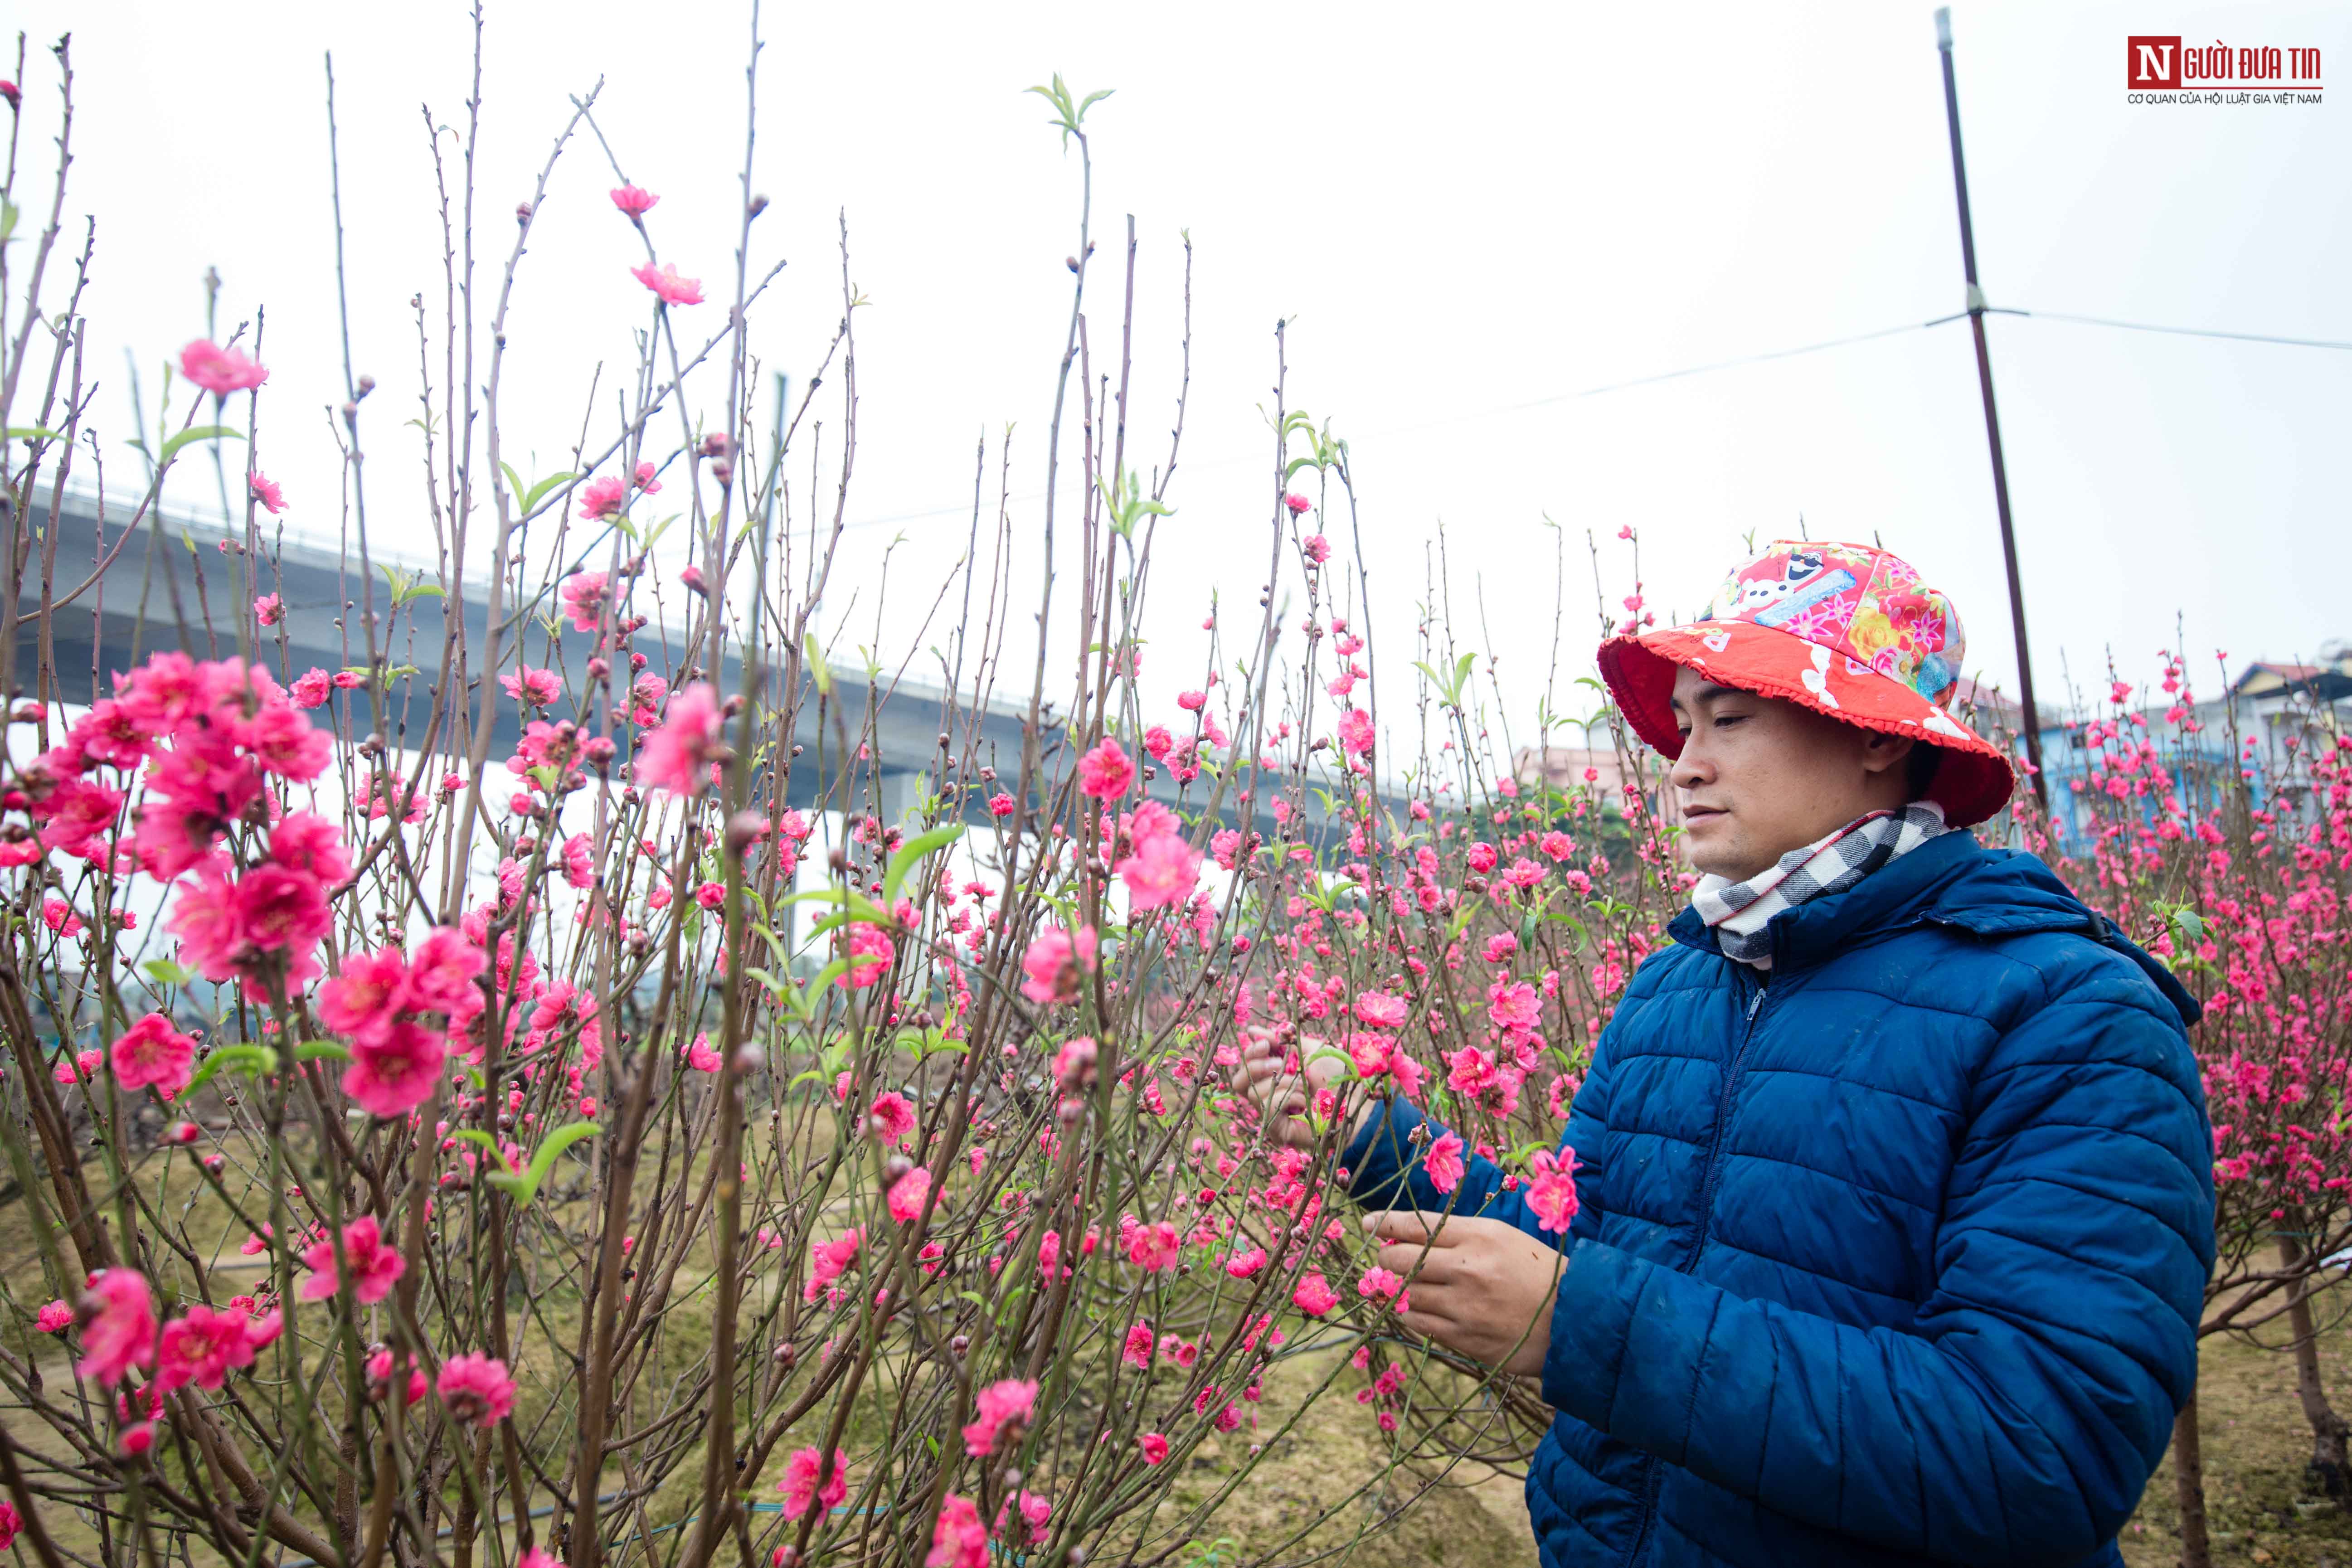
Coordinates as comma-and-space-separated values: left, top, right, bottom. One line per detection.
1671, 740, 1713, 791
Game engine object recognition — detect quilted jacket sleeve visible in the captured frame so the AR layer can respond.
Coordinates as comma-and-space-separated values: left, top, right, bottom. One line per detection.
1341, 1100, 1505, 1218
1344, 1035, 1616, 1247
1538, 971, 2214, 1564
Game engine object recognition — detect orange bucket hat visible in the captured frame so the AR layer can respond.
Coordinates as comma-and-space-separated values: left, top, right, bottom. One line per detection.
1595, 539, 2018, 828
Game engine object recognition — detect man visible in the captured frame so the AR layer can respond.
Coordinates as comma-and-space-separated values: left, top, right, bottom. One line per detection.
1241, 540, 2213, 1567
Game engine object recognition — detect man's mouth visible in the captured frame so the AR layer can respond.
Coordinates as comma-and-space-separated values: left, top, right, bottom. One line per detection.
1685, 804, 1728, 822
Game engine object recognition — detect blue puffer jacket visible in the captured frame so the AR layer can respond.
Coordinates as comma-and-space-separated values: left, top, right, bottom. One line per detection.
1344, 832, 2214, 1568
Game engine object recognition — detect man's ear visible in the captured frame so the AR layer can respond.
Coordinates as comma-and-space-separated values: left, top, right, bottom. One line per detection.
1858, 729, 1916, 777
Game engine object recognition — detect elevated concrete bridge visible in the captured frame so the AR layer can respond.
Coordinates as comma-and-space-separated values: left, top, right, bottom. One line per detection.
17, 486, 1392, 835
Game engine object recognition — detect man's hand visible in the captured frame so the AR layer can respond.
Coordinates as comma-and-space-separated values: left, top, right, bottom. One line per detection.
1366, 1210, 1565, 1378
1232, 1029, 1364, 1153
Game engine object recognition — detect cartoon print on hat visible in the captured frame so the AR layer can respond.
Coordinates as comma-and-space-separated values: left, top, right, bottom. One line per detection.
1706, 542, 1962, 706
1595, 539, 2018, 827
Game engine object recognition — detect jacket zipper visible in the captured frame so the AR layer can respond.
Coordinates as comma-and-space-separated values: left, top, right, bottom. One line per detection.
1622, 972, 1771, 1566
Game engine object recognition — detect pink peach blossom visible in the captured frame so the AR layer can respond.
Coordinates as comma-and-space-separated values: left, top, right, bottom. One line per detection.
1019, 923, 1097, 1005
1125, 1219, 1181, 1272
1425, 1131, 1466, 1194
75, 1270, 156, 1387
343, 1021, 444, 1117
1118, 831, 1201, 913
926, 1495, 987, 1568
960, 1377, 1037, 1456
867, 1090, 916, 1146
180, 339, 268, 395
300, 1215, 406, 1304
630, 262, 704, 306
1076, 737, 1134, 799
778, 1446, 847, 1520
637, 682, 724, 795
437, 1351, 516, 1427
887, 1165, 931, 1223
156, 1303, 260, 1392
1526, 1147, 1579, 1233
577, 476, 627, 520
110, 1013, 196, 1100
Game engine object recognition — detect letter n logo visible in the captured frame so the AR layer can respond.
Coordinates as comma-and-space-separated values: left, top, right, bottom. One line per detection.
2127, 35, 2182, 87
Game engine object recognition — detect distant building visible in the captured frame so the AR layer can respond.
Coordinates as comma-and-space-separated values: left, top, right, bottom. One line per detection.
1966, 644, 2352, 854
1513, 738, 1683, 829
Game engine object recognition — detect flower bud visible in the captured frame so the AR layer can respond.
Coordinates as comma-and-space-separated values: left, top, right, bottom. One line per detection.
166, 1121, 201, 1146
516, 201, 533, 223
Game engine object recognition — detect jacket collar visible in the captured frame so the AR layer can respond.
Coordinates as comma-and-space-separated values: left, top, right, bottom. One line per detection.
1667, 831, 2201, 1026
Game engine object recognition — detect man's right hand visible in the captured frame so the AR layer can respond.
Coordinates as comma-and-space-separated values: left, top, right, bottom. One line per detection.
1233, 1029, 1365, 1153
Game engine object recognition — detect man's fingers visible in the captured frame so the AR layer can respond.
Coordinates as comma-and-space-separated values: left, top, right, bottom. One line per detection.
1378, 1242, 1459, 1284
1362, 1209, 1454, 1246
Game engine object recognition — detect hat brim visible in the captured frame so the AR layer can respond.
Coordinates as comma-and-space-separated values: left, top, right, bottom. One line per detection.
1596, 621, 2018, 828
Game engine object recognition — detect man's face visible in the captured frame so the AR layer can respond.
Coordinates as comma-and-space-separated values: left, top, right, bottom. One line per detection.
1668, 664, 1914, 881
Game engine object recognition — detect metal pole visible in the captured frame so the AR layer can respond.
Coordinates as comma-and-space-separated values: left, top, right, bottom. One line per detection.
1935, 7, 2047, 811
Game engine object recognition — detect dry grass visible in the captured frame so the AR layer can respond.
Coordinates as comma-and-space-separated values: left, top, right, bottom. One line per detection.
6, 1144, 2348, 1567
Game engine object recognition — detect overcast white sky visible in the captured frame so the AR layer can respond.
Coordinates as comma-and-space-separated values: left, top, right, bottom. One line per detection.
9, 0, 2347, 749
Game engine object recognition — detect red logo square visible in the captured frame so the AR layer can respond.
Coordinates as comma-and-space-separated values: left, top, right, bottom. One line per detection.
2128, 35, 2182, 87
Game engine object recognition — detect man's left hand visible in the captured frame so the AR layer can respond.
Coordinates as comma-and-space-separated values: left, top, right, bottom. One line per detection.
1365, 1210, 1565, 1379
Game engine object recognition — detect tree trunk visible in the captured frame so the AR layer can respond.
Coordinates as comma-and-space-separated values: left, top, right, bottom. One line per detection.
2278, 1232, 2352, 1499
2173, 1390, 2211, 1568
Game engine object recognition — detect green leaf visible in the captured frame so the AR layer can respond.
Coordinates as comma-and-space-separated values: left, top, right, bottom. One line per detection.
485, 1120, 602, 1209
881, 823, 963, 908
803, 633, 833, 698
500, 461, 527, 508
156, 425, 243, 466
182, 1044, 279, 1099
5, 426, 65, 442
802, 957, 857, 1008
293, 1040, 351, 1063
453, 1128, 517, 1174
524, 471, 577, 513
142, 958, 196, 987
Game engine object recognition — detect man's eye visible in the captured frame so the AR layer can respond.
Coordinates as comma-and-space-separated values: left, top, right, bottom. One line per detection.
1714, 714, 1747, 728
1675, 729, 1692, 742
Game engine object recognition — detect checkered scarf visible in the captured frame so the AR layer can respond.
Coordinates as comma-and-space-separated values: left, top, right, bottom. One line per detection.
1691, 801, 1951, 970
